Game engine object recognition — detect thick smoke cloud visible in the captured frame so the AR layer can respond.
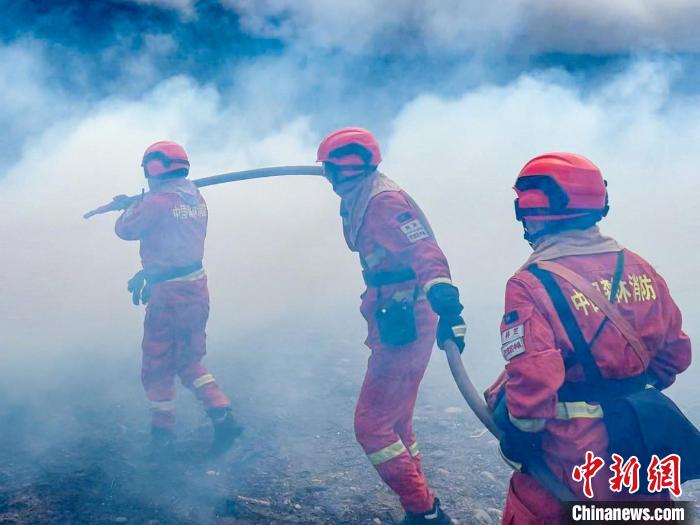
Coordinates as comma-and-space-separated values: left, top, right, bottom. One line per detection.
1, 58, 697, 402
226, 0, 700, 54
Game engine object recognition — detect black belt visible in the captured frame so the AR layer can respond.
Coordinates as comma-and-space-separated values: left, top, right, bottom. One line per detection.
362, 268, 416, 287
557, 373, 647, 403
145, 261, 203, 285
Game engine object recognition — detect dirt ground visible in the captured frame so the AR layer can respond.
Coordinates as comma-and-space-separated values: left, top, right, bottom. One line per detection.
1, 333, 698, 525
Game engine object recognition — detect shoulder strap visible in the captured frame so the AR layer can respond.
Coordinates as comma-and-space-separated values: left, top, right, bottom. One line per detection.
588, 250, 625, 346
536, 257, 647, 368
528, 265, 604, 384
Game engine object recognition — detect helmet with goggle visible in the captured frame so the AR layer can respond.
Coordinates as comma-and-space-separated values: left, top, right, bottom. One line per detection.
141, 141, 190, 178
317, 127, 381, 185
514, 152, 609, 241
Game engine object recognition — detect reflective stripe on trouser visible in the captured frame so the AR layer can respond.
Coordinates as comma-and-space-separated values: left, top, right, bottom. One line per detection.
354, 302, 437, 514
366, 439, 420, 465
181, 367, 229, 410
149, 398, 176, 428
142, 280, 229, 428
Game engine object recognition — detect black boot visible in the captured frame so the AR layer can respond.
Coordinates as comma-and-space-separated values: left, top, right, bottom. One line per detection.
400, 498, 453, 525
207, 407, 243, 456
149, 426, 176, 461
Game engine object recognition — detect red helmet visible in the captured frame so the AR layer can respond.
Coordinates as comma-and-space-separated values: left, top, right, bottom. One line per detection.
317, 127, 382, 177
141, 141, 190, 178
514, 152, 608, 222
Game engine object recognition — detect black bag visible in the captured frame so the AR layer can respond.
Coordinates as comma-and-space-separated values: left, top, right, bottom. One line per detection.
603, 387, 700, 483
375, 287, 418, 346
529, 259, 700, 483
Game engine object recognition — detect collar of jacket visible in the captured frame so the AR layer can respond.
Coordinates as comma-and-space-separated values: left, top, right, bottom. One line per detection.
519, 226, 624, 271
339, 171, 402, 251
149, 177, 200, 206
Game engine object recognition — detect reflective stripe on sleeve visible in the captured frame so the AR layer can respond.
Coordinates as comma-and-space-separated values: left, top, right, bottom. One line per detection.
408, 442, 420, 457
555, 401, 604, 420
192, 374, 216, 389
451, 325, 467, 337
423, 277, 452, 295
367, 439, 407, 466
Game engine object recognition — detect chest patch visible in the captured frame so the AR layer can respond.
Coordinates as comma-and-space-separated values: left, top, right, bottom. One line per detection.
400, 219, 429, 243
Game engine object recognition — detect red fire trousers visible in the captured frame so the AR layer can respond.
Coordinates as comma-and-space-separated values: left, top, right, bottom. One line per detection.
141, 277, 230, 429
355, 297, 437, 513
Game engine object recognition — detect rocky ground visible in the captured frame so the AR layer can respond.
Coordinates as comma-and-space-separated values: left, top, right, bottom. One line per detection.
1, 334, 697, 524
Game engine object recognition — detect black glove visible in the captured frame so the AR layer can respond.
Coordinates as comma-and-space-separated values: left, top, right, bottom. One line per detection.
493, 392, 542, 471
437, 315, 467, 352
127, 270, 148, 305
427, 282, 466, 352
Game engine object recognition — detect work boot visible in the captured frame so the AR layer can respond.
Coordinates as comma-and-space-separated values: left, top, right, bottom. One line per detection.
149, 426, 176, 461
400, 498, 453, 525
207, 407, 243, 456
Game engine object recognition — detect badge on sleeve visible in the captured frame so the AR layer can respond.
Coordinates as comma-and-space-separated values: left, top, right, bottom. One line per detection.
500, 306, 533, 361
400, 218, 429, 243
501, 323, 526, 361
503, 311, 519, 324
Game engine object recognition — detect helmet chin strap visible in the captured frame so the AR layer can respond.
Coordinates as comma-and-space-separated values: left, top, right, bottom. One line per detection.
521, 213, 605, 248
522, 223, 547, 247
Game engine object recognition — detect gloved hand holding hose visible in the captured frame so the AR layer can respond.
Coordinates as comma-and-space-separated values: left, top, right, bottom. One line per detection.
442, 339, 578, 503
427, 282, 467, 353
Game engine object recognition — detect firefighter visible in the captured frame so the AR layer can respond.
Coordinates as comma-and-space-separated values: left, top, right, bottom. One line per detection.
317, 128, 466, 524
486, 153, 692, 522
115, 141, 241, 457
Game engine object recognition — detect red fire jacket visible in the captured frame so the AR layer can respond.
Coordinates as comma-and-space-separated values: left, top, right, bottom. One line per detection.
115, 186, 207, 275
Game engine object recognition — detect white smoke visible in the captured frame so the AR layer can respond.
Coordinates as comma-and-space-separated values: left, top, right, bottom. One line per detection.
0, 58, 697, 402
224, 0, 700, 54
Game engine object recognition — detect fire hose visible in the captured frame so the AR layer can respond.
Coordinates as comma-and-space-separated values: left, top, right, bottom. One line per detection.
443, 339, 579, 504
83, 165, 324, 219
84, 163, 578, 504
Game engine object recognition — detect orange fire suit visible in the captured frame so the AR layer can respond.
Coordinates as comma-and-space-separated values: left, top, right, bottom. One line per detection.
115, 180, 230, 429
343, 174, 454, 514
487, 242, 691, 523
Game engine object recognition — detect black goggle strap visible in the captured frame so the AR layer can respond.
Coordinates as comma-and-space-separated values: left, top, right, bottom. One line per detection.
325, 142, 376, 176
142, 151, 190, 169
328, 142, 373, 164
